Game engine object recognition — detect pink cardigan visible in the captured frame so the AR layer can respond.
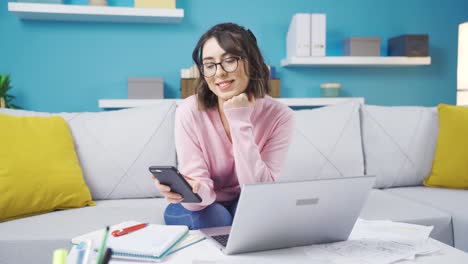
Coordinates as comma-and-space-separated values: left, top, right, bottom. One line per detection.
175, 95, 294, 211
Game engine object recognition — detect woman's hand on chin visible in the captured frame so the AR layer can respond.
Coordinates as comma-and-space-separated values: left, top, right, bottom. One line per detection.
224, 93, 255, 109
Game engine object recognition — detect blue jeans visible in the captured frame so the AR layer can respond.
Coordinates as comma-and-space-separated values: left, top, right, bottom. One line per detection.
164, 200, 239, 230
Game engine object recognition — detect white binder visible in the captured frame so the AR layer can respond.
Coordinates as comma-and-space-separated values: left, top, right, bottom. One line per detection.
287, 13, 311, 57
311, 13, 326, 56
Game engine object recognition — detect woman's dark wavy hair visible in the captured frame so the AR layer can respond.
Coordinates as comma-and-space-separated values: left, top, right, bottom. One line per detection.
192, 23, 270, 110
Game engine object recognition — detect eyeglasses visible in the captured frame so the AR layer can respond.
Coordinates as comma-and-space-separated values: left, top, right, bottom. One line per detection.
201, 57, 242, 77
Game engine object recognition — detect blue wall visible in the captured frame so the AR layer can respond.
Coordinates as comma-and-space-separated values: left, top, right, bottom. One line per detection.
1, 0, 468, 112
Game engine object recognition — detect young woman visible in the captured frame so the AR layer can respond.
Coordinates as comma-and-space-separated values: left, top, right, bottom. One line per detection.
153, 23, 295, 230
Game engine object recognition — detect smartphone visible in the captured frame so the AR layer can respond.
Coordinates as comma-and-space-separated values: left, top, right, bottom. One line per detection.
149, 166, 202, 203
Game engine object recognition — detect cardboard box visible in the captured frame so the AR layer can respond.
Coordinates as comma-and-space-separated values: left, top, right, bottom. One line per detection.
343, 37, 381, 56
128, 78, 164, 99
387, 34, 429, 57
180, 78, 281, 98
180, 78, 198, 99
134, 0, 175, 8
269, 79, 281, 98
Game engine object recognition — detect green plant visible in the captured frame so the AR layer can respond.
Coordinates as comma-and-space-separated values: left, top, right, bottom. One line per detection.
0, 74, 21, 109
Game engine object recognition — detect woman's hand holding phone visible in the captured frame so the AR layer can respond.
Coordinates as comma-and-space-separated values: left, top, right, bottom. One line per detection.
186, 178, 201, 194
152, 176, 184, 203
151, 169, 201, 203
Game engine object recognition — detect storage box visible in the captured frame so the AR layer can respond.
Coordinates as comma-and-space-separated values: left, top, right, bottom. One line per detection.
180, 78, 281, 98
128, 78, 164, 99
88, 0, 107, 5
320, 83, 341, 97
134, 0, 175, 8
387, 34, 429, 57
343, 37, 381, 56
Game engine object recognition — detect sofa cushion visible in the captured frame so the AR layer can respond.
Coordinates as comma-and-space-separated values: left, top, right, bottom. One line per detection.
0, 198, 168, 264
0, 102, 177, 200
360, 105, 438, 188
360, 189, 453, 246
281, 101, 364, 181
424, 104, 468, 189
0, 114, 94, 222
386, 187, 468, 252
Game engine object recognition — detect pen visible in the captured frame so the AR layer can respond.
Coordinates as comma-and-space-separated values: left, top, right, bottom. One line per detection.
81, 240, 93, 264
101, 248, 113, 264
96, 226, 110, 264
111, 223, 148, 237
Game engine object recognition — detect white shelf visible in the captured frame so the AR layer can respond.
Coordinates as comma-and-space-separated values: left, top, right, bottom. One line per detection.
99, 99, 179, 109
276, 97, 364, 106
8, 2, 184, 23
98, 97, 365, 109
281, 56, 431, 67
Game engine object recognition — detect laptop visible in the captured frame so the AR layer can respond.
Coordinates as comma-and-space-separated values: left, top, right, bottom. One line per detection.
200, 176, 375, 255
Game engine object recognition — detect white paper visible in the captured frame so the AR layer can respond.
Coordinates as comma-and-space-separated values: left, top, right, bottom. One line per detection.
350, 218, 434, 242
303, 219, 440, 264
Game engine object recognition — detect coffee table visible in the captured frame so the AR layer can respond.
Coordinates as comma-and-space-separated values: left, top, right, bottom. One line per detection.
68, 231, 468, 264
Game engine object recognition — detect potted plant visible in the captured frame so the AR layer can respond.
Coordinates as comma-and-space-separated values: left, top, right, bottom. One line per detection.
0, 74, 21, 109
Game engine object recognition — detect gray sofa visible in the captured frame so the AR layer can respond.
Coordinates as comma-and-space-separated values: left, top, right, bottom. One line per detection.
1, 99, 467, 264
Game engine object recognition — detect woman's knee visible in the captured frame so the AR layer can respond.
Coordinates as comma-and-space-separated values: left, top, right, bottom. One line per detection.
164, 203, 233, 230
164, 204, 195, 227
198, 203, 233, 228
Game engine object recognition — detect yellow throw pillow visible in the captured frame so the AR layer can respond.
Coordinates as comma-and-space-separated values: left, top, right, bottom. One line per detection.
424, 104, 468, 189
0, 114, 95, 222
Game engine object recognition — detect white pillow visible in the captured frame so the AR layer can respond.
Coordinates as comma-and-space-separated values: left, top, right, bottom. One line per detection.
281, 101, 364, 181
360, 105, 438, 188
0, 102, 176, 199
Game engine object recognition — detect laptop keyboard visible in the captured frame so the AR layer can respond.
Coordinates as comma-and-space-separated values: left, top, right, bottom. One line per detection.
212, 234, 230, 247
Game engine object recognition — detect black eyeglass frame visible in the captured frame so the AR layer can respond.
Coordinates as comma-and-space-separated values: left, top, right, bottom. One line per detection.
200, 57, 243, 77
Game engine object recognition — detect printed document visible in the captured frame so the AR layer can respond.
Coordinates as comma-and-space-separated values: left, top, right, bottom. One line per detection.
303, 219, 439, 264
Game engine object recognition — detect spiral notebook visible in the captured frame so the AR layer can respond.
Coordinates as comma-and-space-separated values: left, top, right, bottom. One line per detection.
71, 221, 190, 261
